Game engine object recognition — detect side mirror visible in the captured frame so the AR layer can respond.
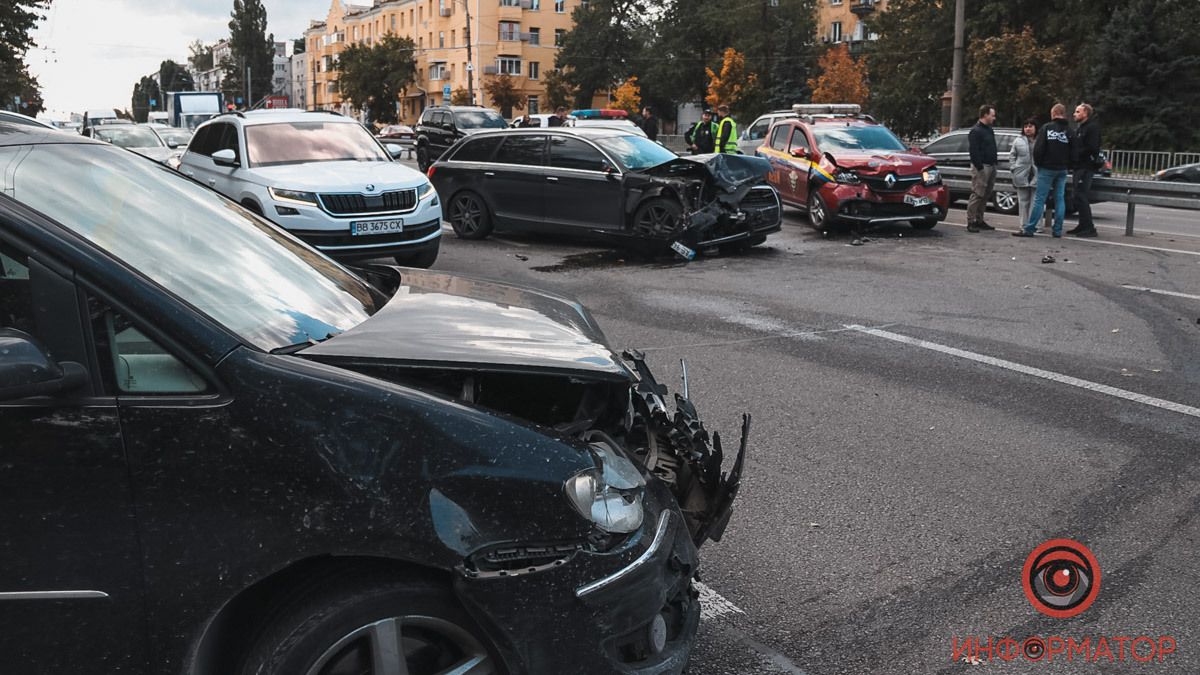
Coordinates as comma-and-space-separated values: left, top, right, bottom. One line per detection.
212, 148, 238, 167
384, 143, 405, 158
790, 147, 808, 158
166, 139, 181, 149
603, 163, 618, 178
0, 329, 87, 402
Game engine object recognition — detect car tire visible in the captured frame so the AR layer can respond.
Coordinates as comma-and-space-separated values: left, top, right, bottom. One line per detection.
807, 191, 834, 231
911, 218, 938, 230
992, 190, 1018, 215
237, 573, 499, 675
447, 191, 493, 240
416, 145, 431, 172
394, 245, 439, 269
632, 198, 683, 238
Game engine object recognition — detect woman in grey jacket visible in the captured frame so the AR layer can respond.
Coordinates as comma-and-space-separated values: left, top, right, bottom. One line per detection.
1009, 118, 1038, 229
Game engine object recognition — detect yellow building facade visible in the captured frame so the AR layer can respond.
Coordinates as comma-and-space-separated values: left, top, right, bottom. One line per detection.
815, 0, 887, 51
305, 0, 580, 122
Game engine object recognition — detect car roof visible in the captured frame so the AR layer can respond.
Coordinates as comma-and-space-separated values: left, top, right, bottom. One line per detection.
0, 110, 57, 129
201, 110, 358, 127
461, 127, 639, 140
0, 121, 104, 147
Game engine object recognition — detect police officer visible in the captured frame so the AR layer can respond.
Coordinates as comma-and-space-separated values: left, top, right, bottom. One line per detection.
715, 104, 739, 154
685, 109, 718, 154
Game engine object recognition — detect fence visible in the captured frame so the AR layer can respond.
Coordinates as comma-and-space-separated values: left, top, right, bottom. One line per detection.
1103, 150, 1200, 179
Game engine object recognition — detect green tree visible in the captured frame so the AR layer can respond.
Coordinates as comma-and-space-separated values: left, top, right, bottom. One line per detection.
482, 74, 524, 118
188, 39, 214, 72
968, 27, 1065, 127
758, 0, 819, 111
705, 48, 758, 116
555, 0, 646, 106
222, 0, 275, 107
0, 1, 51, 114
1088, 0, 1200, 150
450, 87, 472, 106
866, 0, 954, 138
292, 38, 306, 55
335, 34, 417, 124
131, 76, 161, 122
159, 60, 194, 93
541, 69, 575, 111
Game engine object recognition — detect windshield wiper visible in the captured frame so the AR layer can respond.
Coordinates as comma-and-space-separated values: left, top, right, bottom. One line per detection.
269, 331, 342, 355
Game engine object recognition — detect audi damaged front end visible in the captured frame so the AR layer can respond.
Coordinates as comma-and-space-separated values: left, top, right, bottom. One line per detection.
303, 266, 750, 674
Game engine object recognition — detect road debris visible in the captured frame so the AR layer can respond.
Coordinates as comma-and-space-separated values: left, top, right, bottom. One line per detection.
1041, 255, 1056, 264
513, 254, 529, 261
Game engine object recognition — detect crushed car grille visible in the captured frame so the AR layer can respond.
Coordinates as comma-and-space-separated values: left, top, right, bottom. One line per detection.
320, 189, 417, 215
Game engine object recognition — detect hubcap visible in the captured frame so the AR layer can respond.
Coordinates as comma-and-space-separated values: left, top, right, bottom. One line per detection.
995, 191, 1017, 211
810, 197, 825, 226
306, 616, 493, 675
638, 205, 678, 235
452, 196, 481, 233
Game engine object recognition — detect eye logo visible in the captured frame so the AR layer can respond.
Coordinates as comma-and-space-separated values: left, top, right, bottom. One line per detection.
1022, 539, 1100, 618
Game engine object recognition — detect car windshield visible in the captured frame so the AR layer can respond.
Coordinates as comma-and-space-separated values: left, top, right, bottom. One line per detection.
1, 143, 378, 351
593, 135, 677, 171
94, 125, 164, 148
812, 125, 907, 152
454, 110, 508, 129
154, 128, 193, 147
245, 121, 389, 167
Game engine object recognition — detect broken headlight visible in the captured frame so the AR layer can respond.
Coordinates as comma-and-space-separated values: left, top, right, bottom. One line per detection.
834, 169, 860, 185
922, 168, 942, 186
565, 441, 646, 534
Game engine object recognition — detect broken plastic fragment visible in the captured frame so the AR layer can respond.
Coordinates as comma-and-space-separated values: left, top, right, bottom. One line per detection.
1041, 255, 1056, 264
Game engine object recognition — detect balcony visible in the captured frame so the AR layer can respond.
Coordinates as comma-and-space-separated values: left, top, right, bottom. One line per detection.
850, 0, 876, 16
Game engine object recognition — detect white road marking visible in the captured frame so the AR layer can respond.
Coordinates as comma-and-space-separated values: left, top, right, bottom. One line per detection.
847, 325, 1200, 420
696, 581, 746, 621
941, 221, 1200, 257
1121, 285, 1200, 301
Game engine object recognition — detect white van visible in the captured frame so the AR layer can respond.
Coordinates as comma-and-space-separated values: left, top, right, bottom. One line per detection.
81, 108, 118, 135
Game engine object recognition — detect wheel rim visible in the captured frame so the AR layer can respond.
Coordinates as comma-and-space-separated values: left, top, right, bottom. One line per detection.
451, 196, 482, 234
637, 204, 678, 235
994, 190, 1017, 211
809, 195, 825, 227
305, 615, 494, 675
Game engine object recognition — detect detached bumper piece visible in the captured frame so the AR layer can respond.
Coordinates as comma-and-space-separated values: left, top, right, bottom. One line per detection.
622, 349, 749, 547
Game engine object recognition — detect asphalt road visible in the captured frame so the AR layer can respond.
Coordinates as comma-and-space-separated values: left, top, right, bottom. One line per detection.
425, 202, 1200, 674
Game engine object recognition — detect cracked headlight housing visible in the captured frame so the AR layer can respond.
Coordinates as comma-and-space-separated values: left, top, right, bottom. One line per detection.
835, 169, 860, 184
565, 441, 645, 534
922, 168, 941, 186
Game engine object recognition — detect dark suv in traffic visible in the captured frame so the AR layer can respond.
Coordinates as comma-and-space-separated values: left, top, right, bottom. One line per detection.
414, 105, 508, 171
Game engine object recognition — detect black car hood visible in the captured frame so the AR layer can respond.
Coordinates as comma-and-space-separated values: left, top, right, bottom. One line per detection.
639, 153, 771, 192
301, 269, 632, 381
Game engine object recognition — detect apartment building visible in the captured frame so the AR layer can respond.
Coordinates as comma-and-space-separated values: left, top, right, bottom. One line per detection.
817, 0, 886, 53
304, 0, 580, 122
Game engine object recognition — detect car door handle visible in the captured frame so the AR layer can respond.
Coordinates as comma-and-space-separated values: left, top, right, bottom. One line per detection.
184, 171, 195, 177
483, 171, 495, 177
546, 176, 558, 182
208, 179, 216, 186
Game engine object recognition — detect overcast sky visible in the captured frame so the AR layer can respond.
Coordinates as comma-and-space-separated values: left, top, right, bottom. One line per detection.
28, 0, 333, 116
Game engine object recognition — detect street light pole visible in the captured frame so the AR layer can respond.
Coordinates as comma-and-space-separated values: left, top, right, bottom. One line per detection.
463, 0, 475, 104
949, 0, 965, 130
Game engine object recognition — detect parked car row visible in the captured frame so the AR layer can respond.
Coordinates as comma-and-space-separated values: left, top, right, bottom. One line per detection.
0, 110, 749, 674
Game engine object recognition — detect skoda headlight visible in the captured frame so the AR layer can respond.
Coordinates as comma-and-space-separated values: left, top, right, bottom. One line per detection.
268, 187, 319, 205
417, 180, 437, 201
922, 168, 941, 186
835, 169, 860, 184
564, 441, 645, 534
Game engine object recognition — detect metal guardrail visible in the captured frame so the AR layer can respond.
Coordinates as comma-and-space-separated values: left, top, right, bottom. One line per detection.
1103, 149, 1200, 179
939, 166, 1200, 235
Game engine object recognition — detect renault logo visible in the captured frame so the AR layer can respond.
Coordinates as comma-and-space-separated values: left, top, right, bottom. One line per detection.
365, 184, 376, 192
884, 173, 897, 188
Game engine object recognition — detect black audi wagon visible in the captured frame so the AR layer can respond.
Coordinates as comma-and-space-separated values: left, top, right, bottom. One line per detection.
0, 123, 747, 674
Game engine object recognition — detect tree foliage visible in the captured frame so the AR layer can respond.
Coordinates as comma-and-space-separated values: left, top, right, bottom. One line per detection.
130, 76, 161, 122
0, 0, 50, 115
335, 34, 417, 124
705, 48, 758, 114
159, 60, 194, 93
222, 0, 275, 107
1088, 0, 1200, 150
541, 69, 575, 111
809, 44, 868, 106
612, 77, 641, 114
188, 40, 214, 72
555, 0, 646, 107
482, 74, 524, 118
866, 0, 953, 138
450, 88, 472, 106
967, 27, 1065, 128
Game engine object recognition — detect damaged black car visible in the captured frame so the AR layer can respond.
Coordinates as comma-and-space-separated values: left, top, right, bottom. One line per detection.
0, 122, 747, 673
428, 128, 782, 257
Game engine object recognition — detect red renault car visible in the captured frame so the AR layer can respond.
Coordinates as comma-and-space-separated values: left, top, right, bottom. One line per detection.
754, 104, 948, 231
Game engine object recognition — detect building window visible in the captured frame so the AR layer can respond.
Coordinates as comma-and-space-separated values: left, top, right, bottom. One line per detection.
554, 28, 565, 46
831, 0, 843, 5
528, 61, 539, 79
528, 27, 540, 44
439, 31, 445, 47
451, 30, 456, 45
501, 0, 521, 6
430, 63, 449, 80
527, 95, 539, 115
530, 0, 540, 8
499, 21, 520, 41
391, 15, 396, 31
555, 0, 565, 12
497, 56, 521, 75
831, 21, 842, 42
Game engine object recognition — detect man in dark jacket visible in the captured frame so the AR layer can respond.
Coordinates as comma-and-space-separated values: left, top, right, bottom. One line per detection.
1068, 102, 1101, 237
967, 104, 998, 232
547, 107, 567, 127
684, 109, 717, 154
640, 107, 659, 142
1014, 103, 1074, 237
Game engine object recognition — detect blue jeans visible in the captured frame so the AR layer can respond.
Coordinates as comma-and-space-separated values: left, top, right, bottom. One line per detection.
1024, 168, 1067, 235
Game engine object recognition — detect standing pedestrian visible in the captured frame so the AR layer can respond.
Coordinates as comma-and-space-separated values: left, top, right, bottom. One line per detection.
715, 104, 738, 154
1009, 117, 1039, 231
512, 113, 533, 128
1068, 102, 1101, 237
1013, 103, 1074, 238
547, 106, 567, 127
639, 107, 659, 141
685, 109, 717, 154
966, 104, 998, 232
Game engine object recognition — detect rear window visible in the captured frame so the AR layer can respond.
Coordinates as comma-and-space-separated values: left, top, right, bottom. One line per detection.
451, 136, 503, 162
496, 135, 545, 166
549, 136, 606, 171
924, 133, 968, 154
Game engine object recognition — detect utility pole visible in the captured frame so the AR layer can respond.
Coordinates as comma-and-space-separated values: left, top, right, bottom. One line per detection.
246, 65, 252, 109
949, 0, 965, 130
464, 0, 475, 105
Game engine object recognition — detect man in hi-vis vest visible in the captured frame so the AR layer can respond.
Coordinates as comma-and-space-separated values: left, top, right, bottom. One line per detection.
715, 104, 739, 154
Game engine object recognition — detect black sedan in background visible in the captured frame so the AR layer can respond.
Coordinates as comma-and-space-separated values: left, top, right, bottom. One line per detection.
0, 122, 748, 674
1155, 162, 1200, 182
427, 128, 782, 256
